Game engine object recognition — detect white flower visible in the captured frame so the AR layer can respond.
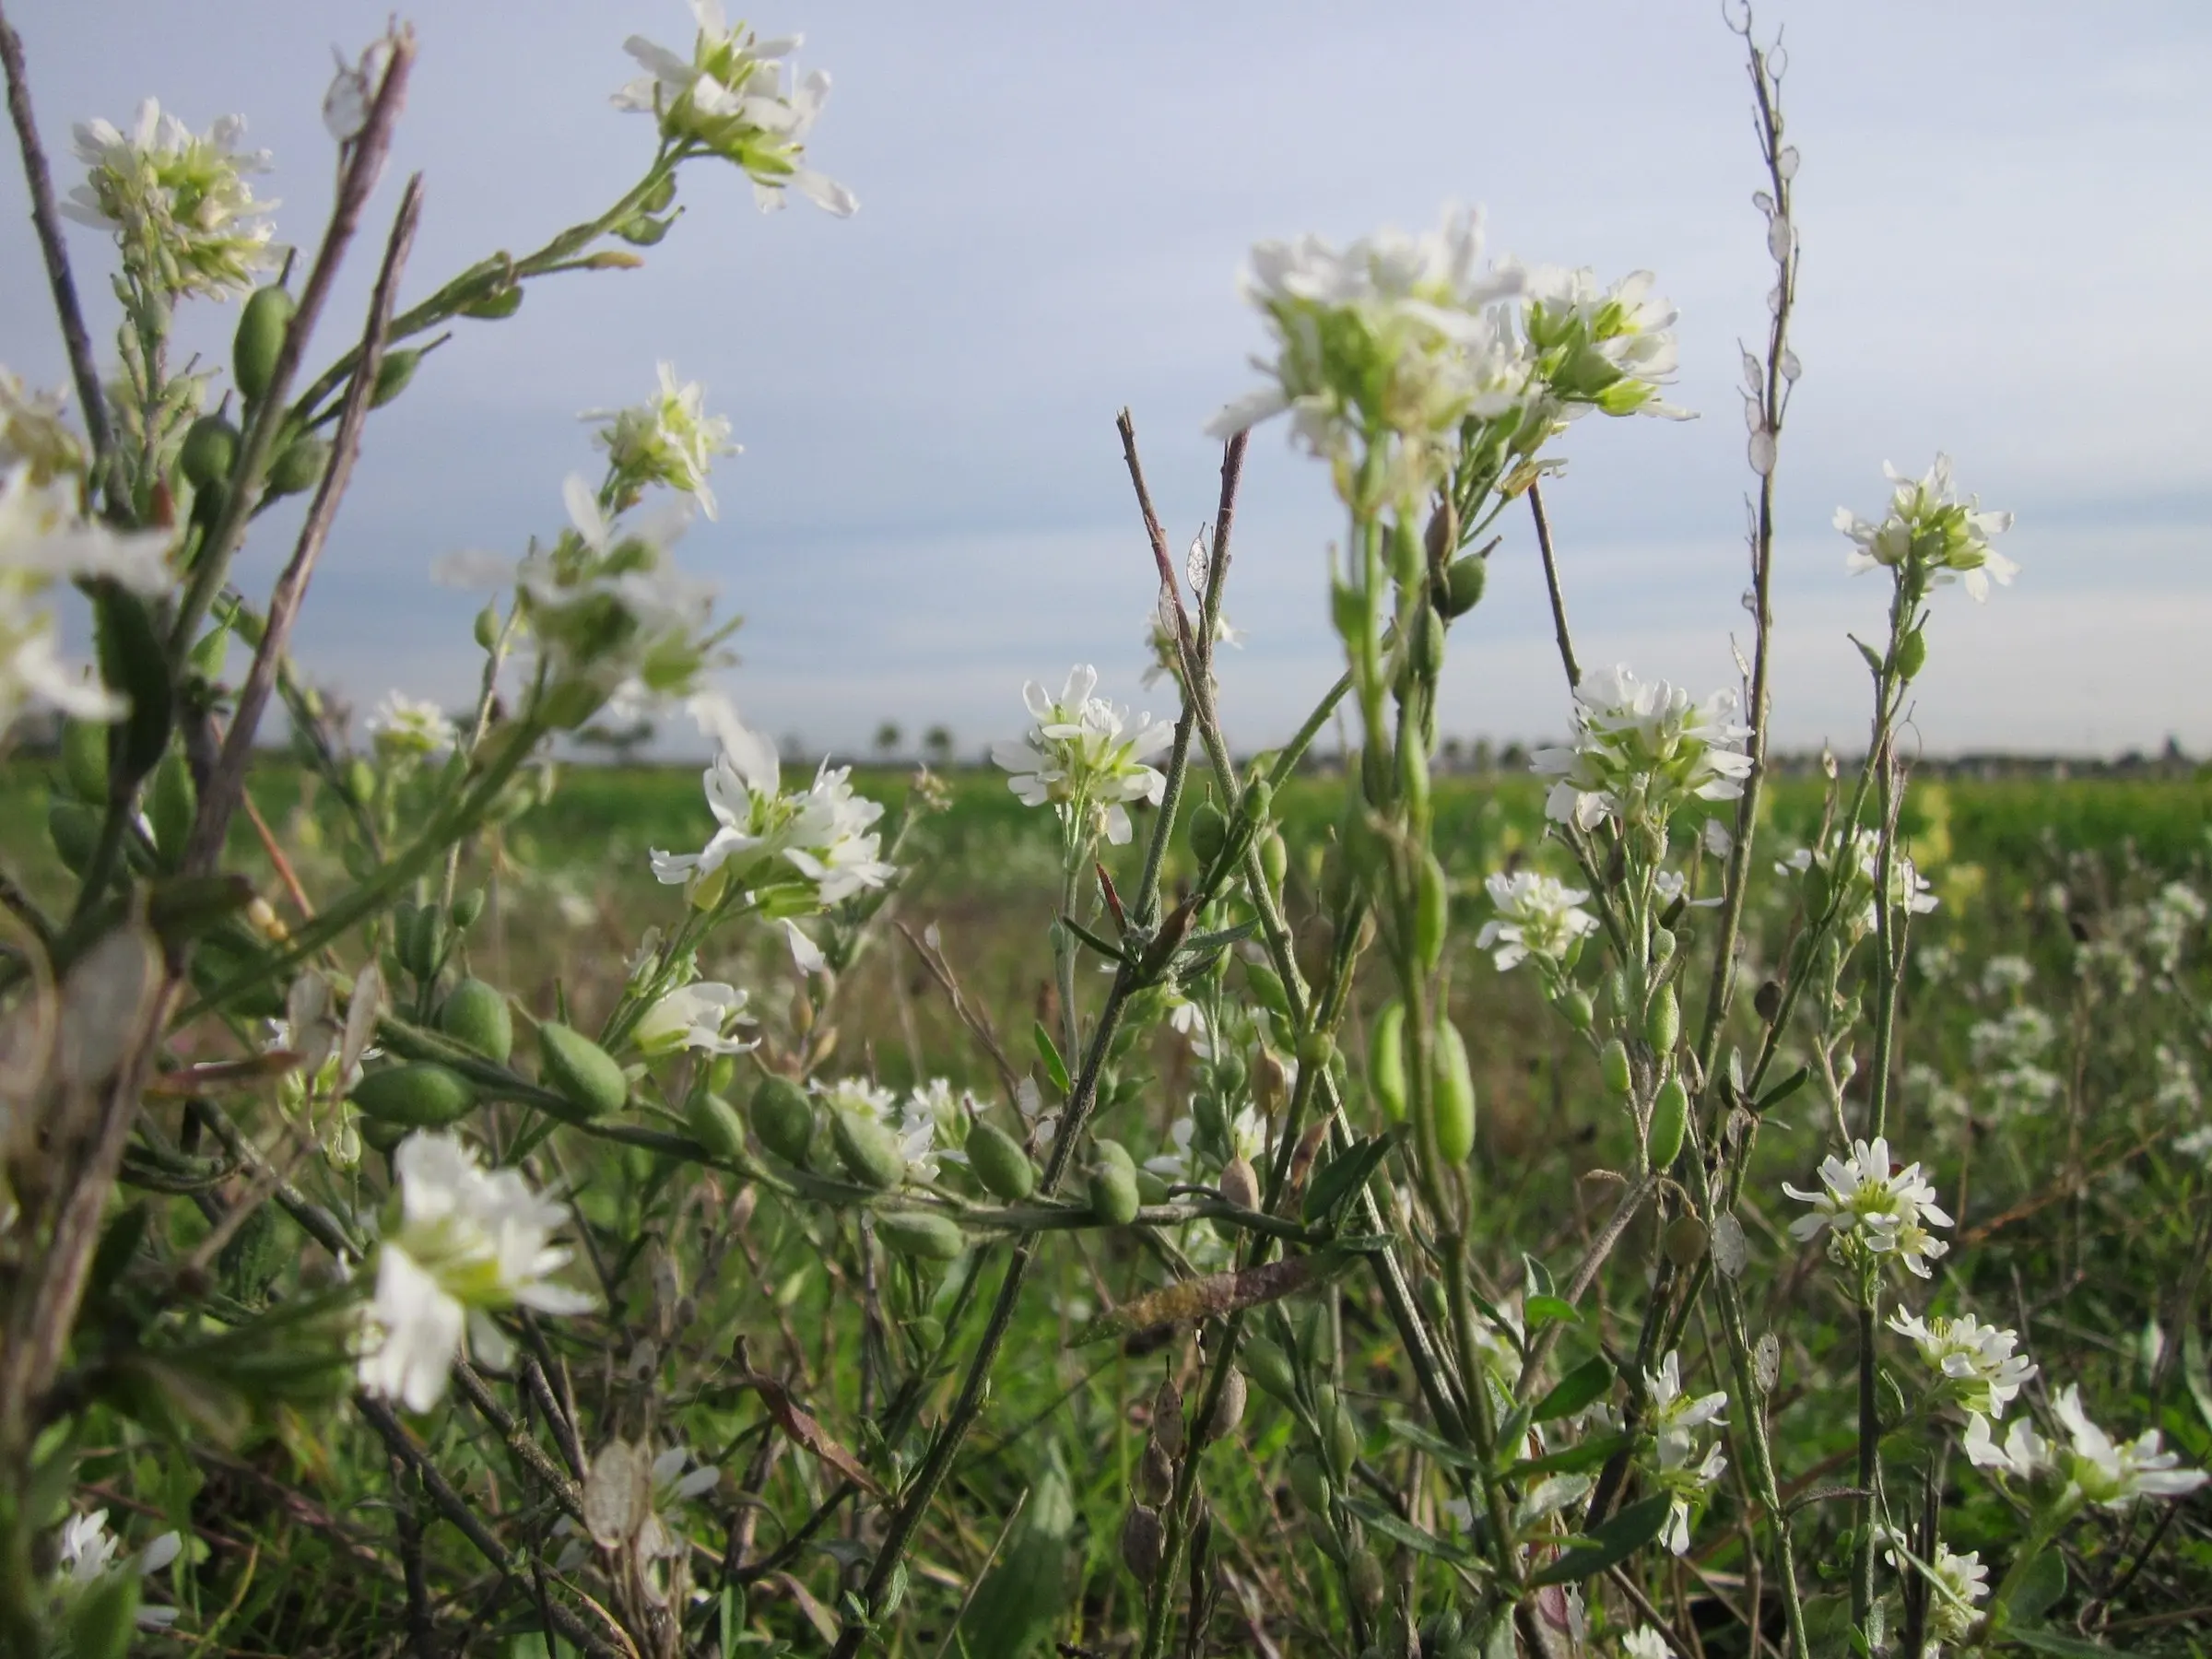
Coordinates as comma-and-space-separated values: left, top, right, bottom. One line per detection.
2145, 881, 2206, 975
991, 665, 1172, 847
0, 370, 84, 482
1477, 869, 1596, 973
1962, 1410, 2049, 1480
365, 690, 458, 760
1642, 1350, 1728, 1556
633, 982, 752, 1055
359, 1132, 594, 1411
1835, 454, 2016, 601
1210, 205, 1528, 511
648, 713, 895, 911
1621, 1630, 1670, 1659
1779, 826, 1938, 936
1531, 665, 1751, 834
65, 99, 277, 298
0, 464, 172, 729
1140, 592, 1243, 689
53, 1510, 183, 1628
2179, 1124, 2212, 1169
2051, 1384, 2209, 1510
1886, 1309, 2037, 1418
1881, 1533, 1987, 1657
614, 2, 855, 215
1144, 1103, 1265, 1181
1783, 1135, 1952, 1279
582, 361, 740, 518
1519, 265, 1689, 420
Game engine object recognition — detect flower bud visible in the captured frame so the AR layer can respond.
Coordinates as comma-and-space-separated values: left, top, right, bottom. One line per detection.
966, 1120, 1036, 1202
750, 1076, 816, 1166
438, 977, 513, 1063
179, 414, 241, 489
877, 1208, 965, 1262
1600, 1039, 1632, 1097
1120, 1503, 1163, 1582
351, 1061, 477, 1127
831, 1108, 906, 1190
1647, 1076, 1688, 1169
1430, 1021, 1476, 1166
1368, 1000, 1408, 1123
233, 284, 293, 404
1645, 983, 1680, 1057
538, 1022, 629, 1118
1218, 1155, 1260, 1211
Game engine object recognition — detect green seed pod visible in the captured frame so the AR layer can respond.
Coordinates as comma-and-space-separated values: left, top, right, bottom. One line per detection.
1368, 1000, 1408, 1123
351, 1062, 477, 1128
179, 414, 241, 489
877, 1208, 966, 1262
1241, 1335, 1299, 1405
1559, 988, 1594, 1032
1324, 1394, 1359, 1483
147, 749, 195, 867
1651, 925, 1677, 965
1241, 776, 1273, 823
1135, 1167, 1170, 1206
1441, 549, 1488, 618
1648, 1076, 1689, 1169
1259, 829, 1288, 893
1414, 852, 1449, 973
437, 978, 512, 1063
369, 347, 421, 408
1600, 1038, 1633, 1096
1246, 962, 1291, 1019
536, 1021, 628, 1117
461, 284, 524, 320
832, 1108, 907, 1189
1802, 856, 1831, 921
1411, 600, 1446, 679
233, 284, 294, 404
966, 1121, 1036, 1202
751, 1076, 817, 1166
1417, 1276, 1449, 1326
48, 798, 102, 875
1288, 1452, 1333, 1515
60, 718, 109, 802
1645, 982, 1680, 1057
1430, 1021, 1477, 1165
685, 1089, 747, 1161
1347, 1547, 1386, 1614
1189, 802, 1228, 865
451, 888, 487, 931
1088, 1159, 1141, 1226
1895, 627, 1927, 682
265, 434, 331, 499
1665, 1212, 1709, 1268
1092, 1136, 1135, 1176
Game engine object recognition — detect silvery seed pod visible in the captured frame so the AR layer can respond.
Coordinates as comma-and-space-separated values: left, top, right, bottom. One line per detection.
1120, 1503, 1163, 1583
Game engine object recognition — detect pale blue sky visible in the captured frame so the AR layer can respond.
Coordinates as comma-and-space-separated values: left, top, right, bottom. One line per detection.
6, 2, 2208, 757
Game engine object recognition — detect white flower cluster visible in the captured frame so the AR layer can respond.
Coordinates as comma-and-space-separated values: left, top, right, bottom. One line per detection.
1880, 1532, 1988, 1658
616, 1, 855, 216
1477, 869, 1597, 975
359, 1132, 594, 1412
53, 1509, 182, 1630
993, 665, 1172, 847
65, 98, 278, 298
1518, 265, 1688, 421
1965, 1384, 2208, 1511
582, 361, 740, 519
365, 690, 458, 761
1532, 665, 1752, 834
1783, 1135, 1951, 1282
1641, 1350, 1728, 1555
649, 712, 895, 919
1778, 824, 1938, 938
1965, 1004, 2061, 1123
1886, 1308, 2036, 1419
634, 980, 753, 1056
2144, 879, 2206, 977
817, 1076, 976, 1182
1835, 454, 2016, 602
0, 444, 172, 731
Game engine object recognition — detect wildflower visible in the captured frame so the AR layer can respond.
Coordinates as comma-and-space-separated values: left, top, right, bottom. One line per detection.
1980, 954, 2034, 998
582, 361, 740, 518
65, 99, 277, 298
818, 1077, 940, 1177
992, 665, 1171, 847
2174, 1123, 2212, 1169
1886, 1309, 2037, 1418
54, 1510, 183, 1629
2144, 880, 2206, 976
359, 1132, 594, 1411
1880, 1533, 1988, 1658
1783, 1135, 1952, 1281
1621, 1630, 1670, 1659
1208, 206, 1528, 512
0, 371, 84, 482
1477, 870, 1596, 974
365, 690, 458, 760
1835, 454, 2015, 601
633, 982, 752, 1055
614, 3, 856, 215
1519, 265, 1689, 420
1140, 592, 1243, 689
1145, 1102, 1266, 1181
2152, 1043, 2201, 1118
1, 464, 172, 729
1531, 665, 1751, 834
1780, 825, 1937, 936
1961, 1411, 2050, 1481
1643, 1351, 1728, 1555
648, 713, 894, 911
2051, 1385, 2209, 1510
1967, 1005, 2061, 1123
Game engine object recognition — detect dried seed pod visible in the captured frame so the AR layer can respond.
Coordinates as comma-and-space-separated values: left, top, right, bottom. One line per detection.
1120, 1503, 1163, 1583
1218, 1155, 1260, 1211
1151, 1376, 1185, 1458
1204, 1368, 1248, 1443
1135, 1437, 1174, 1505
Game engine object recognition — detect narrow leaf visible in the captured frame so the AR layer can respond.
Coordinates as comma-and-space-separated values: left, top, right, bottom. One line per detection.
1031, 1019, 1071, 1095
1532, 1356, 1614, 1424
1527, 1492, 1671, 1587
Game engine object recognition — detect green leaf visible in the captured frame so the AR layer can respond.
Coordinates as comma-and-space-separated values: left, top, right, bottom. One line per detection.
1503, 1431, 1637, 1482
1532, 1356, 1614, 1424
93, 582, 173, 782
1031, 1020, 1071, 1096
2007, 1630, 2114, 1657
1524, 1295, 1580, 1330
1527, 1493, 1672, 1587
1301, 1134, 1396, 1228
2005, 1549, 2066, 1623
1753, 1065, 1810, 1113
1384, 1416, 1481, 1472
1523, 1253, 1557, 1300
2183, 1324, 2212, 1440
960, 1460, 1075, 1659
1346, 1495, 1473, 1562
1058, 912, 1131, 965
